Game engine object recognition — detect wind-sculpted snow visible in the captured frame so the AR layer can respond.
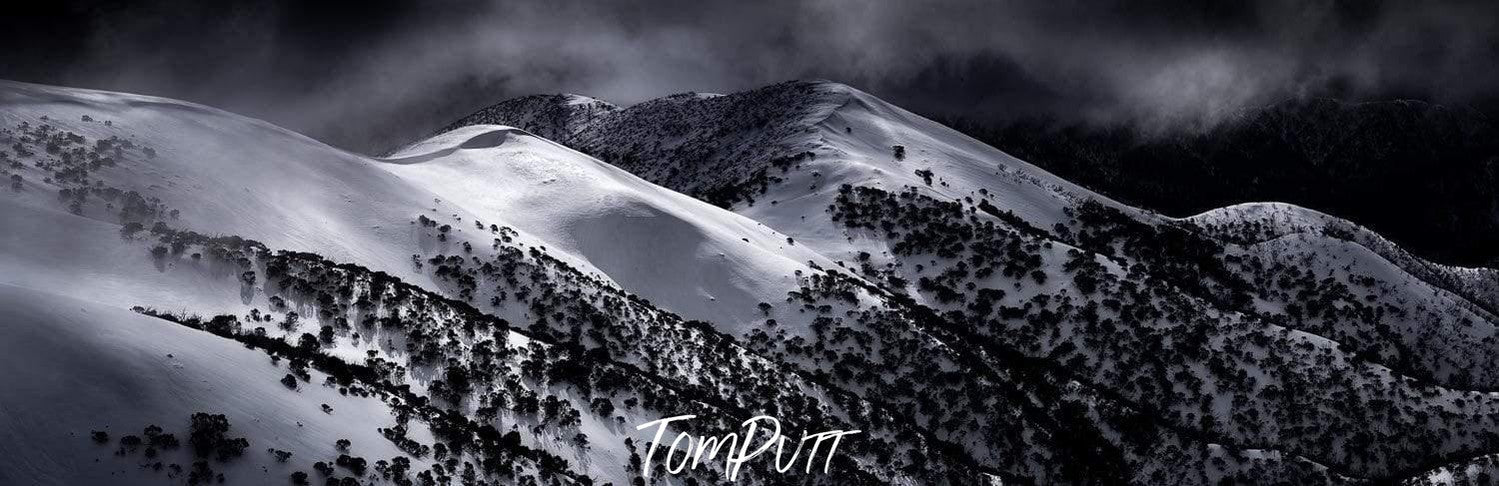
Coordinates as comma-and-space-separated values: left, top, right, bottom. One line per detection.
379, 124, 836, 334
5, 77, 1499, 484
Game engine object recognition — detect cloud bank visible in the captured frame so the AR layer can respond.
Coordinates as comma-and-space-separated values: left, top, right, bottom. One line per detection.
4, 0, 1496, 152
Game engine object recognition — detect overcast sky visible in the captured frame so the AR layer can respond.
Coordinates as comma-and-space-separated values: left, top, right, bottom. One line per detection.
4, 0, 1497, 153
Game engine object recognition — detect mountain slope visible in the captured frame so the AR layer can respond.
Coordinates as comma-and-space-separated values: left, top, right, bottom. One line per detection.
6, 76, 1499, 484
0, 78, 839, 338
0, 79, 1017, 484
0, 283, 436, 486
0, 80, 856, 484
438, 79, 1499, 483
378, 124, 833, 334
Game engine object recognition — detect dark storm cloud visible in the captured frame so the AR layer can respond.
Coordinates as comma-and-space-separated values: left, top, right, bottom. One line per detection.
3, 0, 1497, 152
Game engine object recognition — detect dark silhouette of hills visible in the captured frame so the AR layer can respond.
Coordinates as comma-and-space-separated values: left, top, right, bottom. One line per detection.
941, 98, 1499, 267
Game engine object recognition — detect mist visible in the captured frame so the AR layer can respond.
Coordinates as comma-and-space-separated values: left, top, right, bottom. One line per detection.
4, 0, 1496, 153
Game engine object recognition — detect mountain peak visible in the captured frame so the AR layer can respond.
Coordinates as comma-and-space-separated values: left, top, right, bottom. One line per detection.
417, 92, 619, 152
421, 79, 857, 202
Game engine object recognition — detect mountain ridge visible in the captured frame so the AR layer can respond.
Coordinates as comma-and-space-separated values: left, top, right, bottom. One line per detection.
6, 77, 1499, 484
424, 78, 1499, 481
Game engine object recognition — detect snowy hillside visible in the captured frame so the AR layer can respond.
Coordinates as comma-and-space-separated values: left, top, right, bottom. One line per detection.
0, 79, 992, 485
379, 124, 836, 334
5, 75, 1499, 484
0, 283, 438, 486
436, 80, 1499, 484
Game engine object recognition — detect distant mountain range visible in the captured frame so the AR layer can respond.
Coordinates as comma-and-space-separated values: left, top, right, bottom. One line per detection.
936, 98, 1499, 267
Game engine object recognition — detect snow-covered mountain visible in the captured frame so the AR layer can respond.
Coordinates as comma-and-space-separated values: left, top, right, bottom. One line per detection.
437, 80, 1499, 483
4, 77, 1499, 485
